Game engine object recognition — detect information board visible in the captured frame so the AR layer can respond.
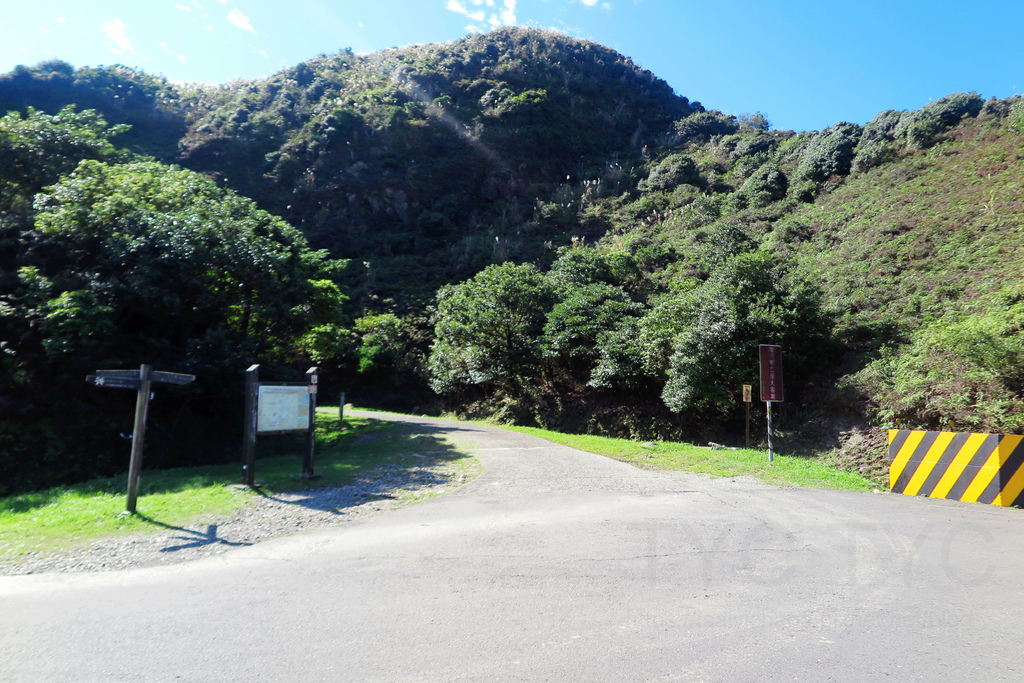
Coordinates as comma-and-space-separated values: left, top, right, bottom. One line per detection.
257, 385, 310, 432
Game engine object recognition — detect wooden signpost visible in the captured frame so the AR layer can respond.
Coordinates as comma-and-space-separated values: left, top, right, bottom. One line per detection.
86, 365, 195, 513
742, 384, 752, 448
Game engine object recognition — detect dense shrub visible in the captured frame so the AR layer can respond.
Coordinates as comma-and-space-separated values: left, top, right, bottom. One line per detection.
429, 262, 556, 395
1009, 98, 1024, 134
852, 109, 904, 172
856, 303, 1024, 433
734, 163, 788, 208
795, 122, 862, 183
674, 110, 739, 142
353, 313, 424, 375
589, 231, 834, 419
542, 282, 643, 364
729, 132, 776, 161
639, 154, 701, 192
893, 92, 983, 150
0, 106, 128, 210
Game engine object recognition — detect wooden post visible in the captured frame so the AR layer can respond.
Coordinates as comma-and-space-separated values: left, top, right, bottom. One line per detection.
302, 367, 319, 478
243, 364, 259, 486
742, 384, 752, 449
746, 402, 751, 449
125, 364, 152, 514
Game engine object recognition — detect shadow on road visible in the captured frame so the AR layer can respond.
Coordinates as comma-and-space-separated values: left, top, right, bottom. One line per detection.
134, 514, 253, 553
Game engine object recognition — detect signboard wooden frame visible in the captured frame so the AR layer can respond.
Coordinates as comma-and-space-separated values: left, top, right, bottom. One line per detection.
242, 365, 319, 486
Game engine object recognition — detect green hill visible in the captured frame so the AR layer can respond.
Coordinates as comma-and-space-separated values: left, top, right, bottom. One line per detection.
2, 27, 1023, 491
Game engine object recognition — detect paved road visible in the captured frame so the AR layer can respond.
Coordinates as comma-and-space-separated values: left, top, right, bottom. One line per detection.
2, 412, 1023, 681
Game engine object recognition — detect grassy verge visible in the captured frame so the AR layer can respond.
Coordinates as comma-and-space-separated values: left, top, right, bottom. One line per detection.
346, 406, 877, 491
500, 425, 878, 492
0, 409, 476, 562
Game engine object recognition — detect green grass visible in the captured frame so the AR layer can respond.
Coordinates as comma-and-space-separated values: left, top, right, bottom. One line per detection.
501, 425, 877, 492
346, 405, 877, 491
0, 409, 476, 563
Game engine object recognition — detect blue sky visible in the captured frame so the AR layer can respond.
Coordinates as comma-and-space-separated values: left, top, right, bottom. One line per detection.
2, 1, 1023, 132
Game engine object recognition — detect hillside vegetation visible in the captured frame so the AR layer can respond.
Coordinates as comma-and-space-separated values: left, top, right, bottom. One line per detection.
1, 27, 1022, 493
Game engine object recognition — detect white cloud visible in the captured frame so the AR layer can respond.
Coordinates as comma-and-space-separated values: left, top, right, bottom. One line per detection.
41, 27, 50, 35
465, 23, 484, 33
501, 0, 516, 23
175, 4, 192, 12
580, 0, 599, 5
176, 54, 186, 62
450, 0, 515, 26
227, 8, 254, 32
100, 19, 135, 55
57, 17, 66, 25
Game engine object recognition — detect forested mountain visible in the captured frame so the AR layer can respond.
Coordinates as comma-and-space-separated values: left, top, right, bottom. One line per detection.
2, 27, 1022, 493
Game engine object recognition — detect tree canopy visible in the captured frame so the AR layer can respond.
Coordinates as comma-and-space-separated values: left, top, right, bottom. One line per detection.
0, 111, 347, 494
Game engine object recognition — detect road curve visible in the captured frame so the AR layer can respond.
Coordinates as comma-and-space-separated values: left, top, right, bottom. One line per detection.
2, 410, 1023, 682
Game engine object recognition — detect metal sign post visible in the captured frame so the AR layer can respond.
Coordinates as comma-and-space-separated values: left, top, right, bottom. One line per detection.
758, 345, 784, 462
86, 365, 196, 513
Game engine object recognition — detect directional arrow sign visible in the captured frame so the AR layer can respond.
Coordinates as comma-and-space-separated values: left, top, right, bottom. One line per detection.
86, 375, 142, 390
150, 371, 195, 385
95, 369, 141, 380
96, 369, 195, 385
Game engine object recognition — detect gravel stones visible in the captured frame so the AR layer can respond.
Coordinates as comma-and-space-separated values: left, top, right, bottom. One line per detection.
1, 455, 473, 576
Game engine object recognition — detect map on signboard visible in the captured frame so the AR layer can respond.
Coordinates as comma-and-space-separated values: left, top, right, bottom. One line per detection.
257, 385, 310, 432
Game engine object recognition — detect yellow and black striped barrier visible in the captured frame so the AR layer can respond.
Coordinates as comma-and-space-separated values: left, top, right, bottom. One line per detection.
888, 430, 1024, 507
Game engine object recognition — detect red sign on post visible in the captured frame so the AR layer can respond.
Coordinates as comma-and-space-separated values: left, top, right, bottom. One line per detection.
759, 345, 784, 402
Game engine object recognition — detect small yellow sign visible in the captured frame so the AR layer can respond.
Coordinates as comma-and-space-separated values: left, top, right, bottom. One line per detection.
743, 384, 752, 403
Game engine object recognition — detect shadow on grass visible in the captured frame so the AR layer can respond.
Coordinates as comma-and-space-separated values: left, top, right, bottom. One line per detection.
114, 422, 474, 554
248, 424, 472, 513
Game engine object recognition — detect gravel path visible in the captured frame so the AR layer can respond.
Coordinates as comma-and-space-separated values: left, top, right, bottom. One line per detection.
0, 452, 476, 576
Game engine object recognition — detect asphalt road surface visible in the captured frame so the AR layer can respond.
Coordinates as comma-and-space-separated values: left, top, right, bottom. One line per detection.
2, 411, 1023, 682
